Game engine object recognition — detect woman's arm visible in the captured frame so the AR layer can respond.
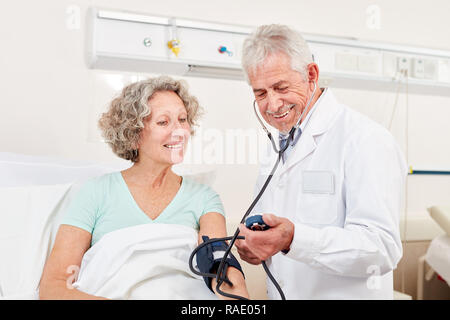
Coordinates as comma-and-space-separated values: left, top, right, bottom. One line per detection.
198, 212, 249, 300
39, 225, 108, 300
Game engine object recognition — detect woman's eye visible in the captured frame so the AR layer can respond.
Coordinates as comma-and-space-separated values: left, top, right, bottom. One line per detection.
179, 117, 187, 123
277, 87, 288, 92
157, 120, 168, 126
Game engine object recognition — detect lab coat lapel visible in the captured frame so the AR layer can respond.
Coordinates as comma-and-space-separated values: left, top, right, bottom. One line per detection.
278, 89, 341, 175
279, 131, 316, 176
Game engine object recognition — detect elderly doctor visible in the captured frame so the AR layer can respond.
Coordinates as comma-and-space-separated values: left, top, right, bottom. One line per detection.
236, 24, 407, 299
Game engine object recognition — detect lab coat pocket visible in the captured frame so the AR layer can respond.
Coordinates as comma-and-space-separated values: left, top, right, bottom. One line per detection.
297, 192, 338, 225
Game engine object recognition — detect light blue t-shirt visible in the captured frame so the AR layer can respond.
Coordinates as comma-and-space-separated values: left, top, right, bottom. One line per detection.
61, 172, 225, 246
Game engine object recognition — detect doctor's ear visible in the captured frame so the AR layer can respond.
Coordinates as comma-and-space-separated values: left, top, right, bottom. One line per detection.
306, 63, 319, 83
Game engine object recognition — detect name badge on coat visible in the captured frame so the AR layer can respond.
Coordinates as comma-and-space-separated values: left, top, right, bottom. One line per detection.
302, 171, 335, 194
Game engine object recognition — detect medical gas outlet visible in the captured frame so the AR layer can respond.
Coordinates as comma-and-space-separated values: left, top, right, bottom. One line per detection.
168, 39, 181, 57
218, 46, 233, 57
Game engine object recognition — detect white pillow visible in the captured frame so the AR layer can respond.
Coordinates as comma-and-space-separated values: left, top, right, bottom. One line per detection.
173, 165, 217, 187
0, 152, 216, 187
0, 183, 75, 299
0, 152, 129, 187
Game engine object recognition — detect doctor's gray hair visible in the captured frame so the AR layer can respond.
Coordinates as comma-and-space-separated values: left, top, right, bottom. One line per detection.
98, 75, 203, 163
241, 24, 313, 82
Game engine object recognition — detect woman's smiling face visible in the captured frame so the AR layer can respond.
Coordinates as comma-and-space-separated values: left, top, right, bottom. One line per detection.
138, 90, 191, 165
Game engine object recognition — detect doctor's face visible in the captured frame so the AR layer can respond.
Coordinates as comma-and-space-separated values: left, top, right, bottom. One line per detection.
249, 52, 317, 134
138, 91, 191, 165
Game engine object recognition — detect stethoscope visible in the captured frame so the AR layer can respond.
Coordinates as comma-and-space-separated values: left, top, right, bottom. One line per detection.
189, 81, 318, 300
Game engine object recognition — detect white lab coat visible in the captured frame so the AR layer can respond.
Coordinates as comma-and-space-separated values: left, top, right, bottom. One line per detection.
253, 88, 407, 300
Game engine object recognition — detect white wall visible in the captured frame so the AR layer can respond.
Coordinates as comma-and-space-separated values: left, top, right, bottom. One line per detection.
1, 0, 450, 238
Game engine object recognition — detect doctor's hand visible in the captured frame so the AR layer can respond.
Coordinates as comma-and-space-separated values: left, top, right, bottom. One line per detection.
236, 214, 294, 263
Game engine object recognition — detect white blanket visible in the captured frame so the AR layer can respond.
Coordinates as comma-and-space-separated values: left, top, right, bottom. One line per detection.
72, 223, 217, 300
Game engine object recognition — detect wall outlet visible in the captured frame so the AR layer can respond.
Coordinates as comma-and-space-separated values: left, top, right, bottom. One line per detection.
424, 59, 438, 80
397, 56, 411, 75
383, 53, 397, 78
358, 53, 381, 74
335, 52, 358, 72
412, 58, 425, 79
438, 59, 450, 83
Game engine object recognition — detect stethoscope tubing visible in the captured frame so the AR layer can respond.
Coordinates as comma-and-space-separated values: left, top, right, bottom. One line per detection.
190, 82, 318, 300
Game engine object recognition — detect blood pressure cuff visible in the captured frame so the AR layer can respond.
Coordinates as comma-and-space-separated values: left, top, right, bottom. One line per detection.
196, 235, 244, 292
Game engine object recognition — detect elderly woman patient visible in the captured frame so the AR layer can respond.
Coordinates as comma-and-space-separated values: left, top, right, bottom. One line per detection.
39, 76, 248, 300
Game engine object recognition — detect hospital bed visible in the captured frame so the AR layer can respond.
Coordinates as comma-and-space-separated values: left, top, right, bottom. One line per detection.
0, 152, 217, 299
416, 206, 450, 300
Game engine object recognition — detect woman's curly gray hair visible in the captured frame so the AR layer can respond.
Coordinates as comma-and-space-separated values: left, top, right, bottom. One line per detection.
98, 75, 203, 163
